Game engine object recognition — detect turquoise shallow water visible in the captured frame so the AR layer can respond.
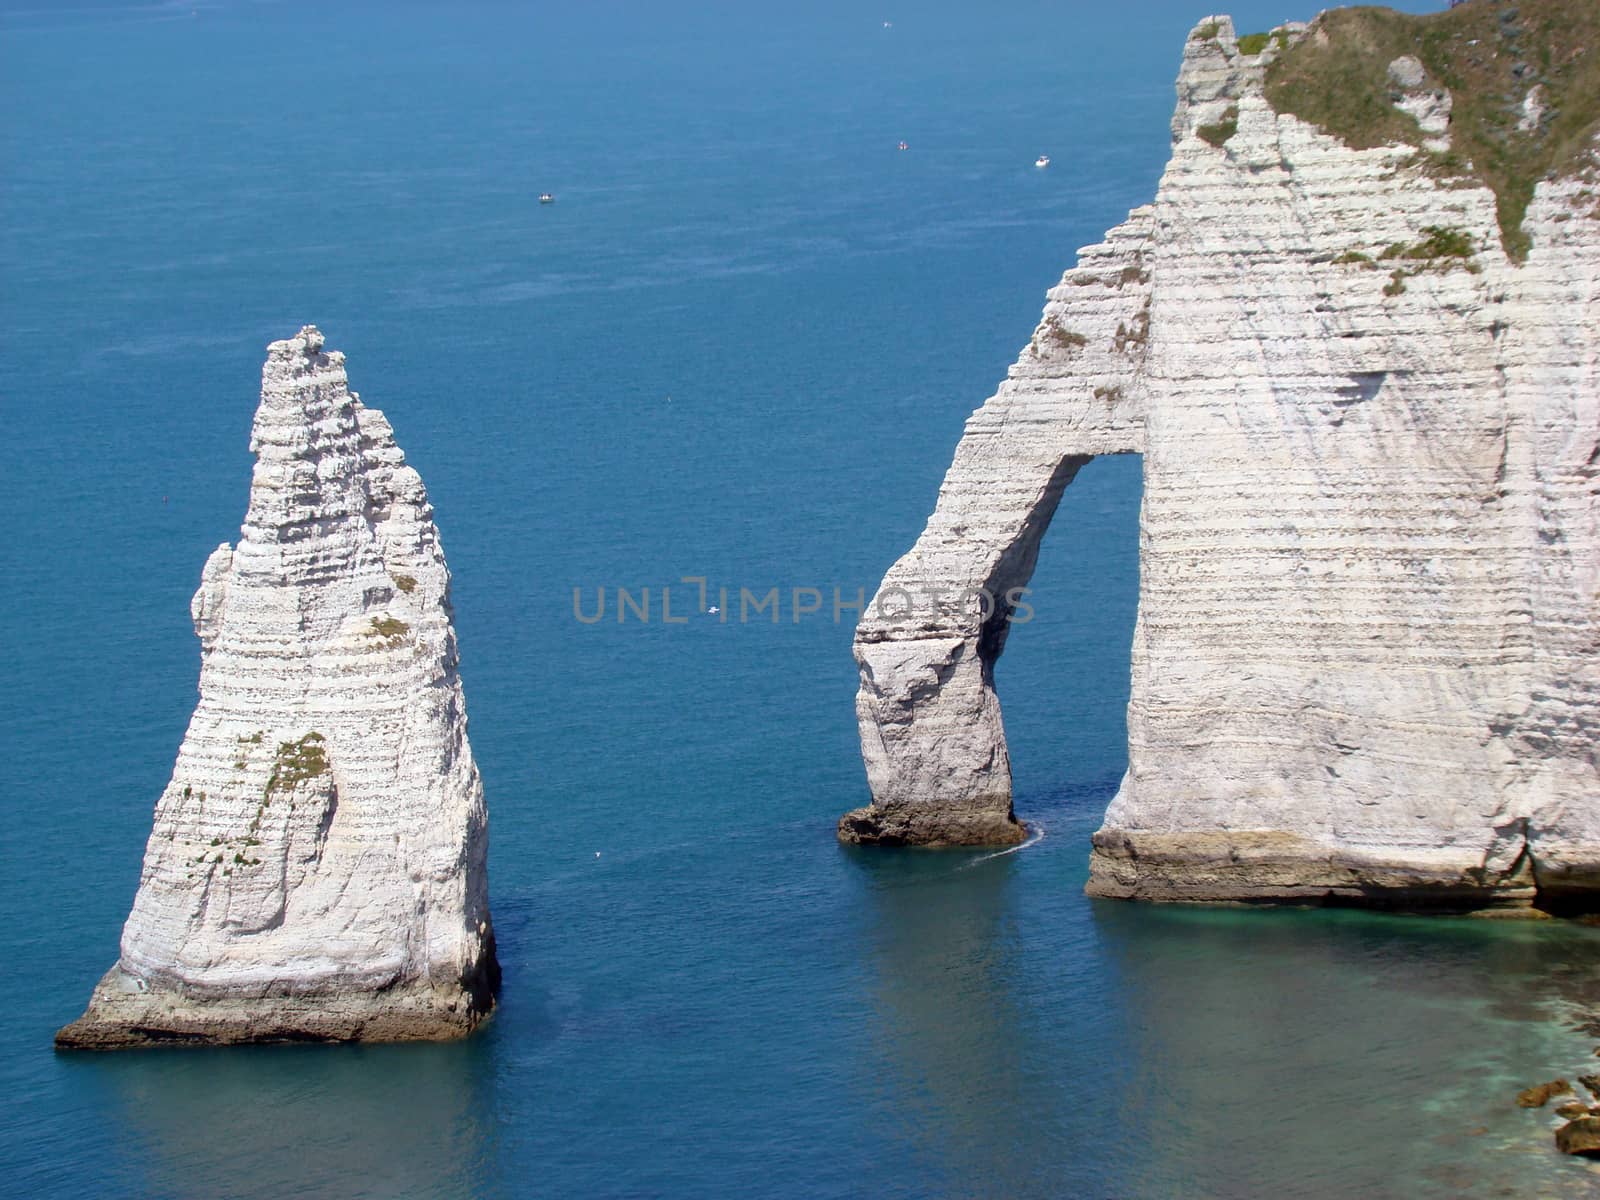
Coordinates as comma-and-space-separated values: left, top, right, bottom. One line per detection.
3, 1, 1598, 1196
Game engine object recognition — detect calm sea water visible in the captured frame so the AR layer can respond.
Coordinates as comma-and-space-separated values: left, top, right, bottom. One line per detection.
3, 1, 1597, 1196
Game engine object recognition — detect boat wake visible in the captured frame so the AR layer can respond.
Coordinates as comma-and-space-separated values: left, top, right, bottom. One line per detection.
960, 822, 1045, 869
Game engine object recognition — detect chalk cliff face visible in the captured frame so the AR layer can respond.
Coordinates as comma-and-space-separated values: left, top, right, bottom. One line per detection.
843, 11, 1599, 910
58, 327, 497, 1047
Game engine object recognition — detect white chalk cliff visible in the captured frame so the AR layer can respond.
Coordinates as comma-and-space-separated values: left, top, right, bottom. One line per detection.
843, 11, 1599, 910
58, 327, 497, 1046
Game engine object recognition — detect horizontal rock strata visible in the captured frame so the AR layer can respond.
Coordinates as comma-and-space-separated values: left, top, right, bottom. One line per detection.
844, 12, 1599, 912
58, 327, 497, 1047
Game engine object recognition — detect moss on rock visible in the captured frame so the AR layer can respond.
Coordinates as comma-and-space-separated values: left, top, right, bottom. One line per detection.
1197, 103, 1240, 147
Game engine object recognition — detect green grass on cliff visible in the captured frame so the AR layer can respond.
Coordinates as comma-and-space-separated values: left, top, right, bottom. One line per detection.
1236, 30, 1290, 56
1198, 104, 1241, 146
264, 732, 328, 798
1382, 224, 1478, 261
1264, 0, 1600, 260
369, 615, 410, 638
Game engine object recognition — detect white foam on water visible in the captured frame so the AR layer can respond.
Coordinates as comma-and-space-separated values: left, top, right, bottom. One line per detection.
960, 823, 1046, 869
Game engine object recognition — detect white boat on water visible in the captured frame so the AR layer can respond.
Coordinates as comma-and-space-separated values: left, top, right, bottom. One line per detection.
1035, 155, 1050, 168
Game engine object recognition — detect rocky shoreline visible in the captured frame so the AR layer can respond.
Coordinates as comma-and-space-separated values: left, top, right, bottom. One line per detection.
1517, 1069, 1600, 1158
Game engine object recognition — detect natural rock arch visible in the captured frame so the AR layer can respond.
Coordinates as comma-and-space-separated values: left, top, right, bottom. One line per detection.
839, 210, 1152, 847
840, 15, 1599, 912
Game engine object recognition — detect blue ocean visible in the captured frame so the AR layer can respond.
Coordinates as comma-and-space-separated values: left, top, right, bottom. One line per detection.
3, 1, 1598, 1196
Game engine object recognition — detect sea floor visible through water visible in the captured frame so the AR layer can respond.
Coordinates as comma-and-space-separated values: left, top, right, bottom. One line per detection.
2, 1, 1597, 1197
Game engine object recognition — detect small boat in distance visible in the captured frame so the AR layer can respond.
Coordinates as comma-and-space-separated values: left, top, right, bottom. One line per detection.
897, 140, 909, 151
1035, 155, 1050, 168
539, 192, 555, 204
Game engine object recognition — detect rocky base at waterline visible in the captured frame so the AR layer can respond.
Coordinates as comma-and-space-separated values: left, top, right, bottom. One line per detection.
1082, 831, 1556, 912
56, 326, 497, 1049
55, 958, 498, 1049
836, 801, 1026, 848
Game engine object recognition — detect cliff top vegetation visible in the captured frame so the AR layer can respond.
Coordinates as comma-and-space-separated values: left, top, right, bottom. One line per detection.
1262, 0, 1600, 259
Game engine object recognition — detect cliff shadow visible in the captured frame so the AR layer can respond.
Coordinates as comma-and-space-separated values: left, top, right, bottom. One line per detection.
63, 1036, 506, 1199
841, 845, 1138, 1198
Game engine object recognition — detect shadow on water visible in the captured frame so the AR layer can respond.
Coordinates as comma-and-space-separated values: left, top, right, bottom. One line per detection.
837, 826, 1600, 1200
62, 1037, 505, 1200
842, 845, 1129, 1199
1087, 900, 1600, 1200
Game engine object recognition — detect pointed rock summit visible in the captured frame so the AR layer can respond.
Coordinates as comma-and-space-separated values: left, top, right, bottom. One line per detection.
57, 327, 498, 1047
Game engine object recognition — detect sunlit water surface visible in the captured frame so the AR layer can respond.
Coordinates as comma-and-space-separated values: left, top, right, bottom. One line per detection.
2, 1, 1596, 1196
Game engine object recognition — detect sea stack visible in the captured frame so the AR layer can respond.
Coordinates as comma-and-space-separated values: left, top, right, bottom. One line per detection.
57, 326, 497, 1047
842, 7, 1599, 911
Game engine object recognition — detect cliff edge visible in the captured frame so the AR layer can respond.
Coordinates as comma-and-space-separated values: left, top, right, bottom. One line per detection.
57, 327, 498, 1047
842, 4, 1599, 911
